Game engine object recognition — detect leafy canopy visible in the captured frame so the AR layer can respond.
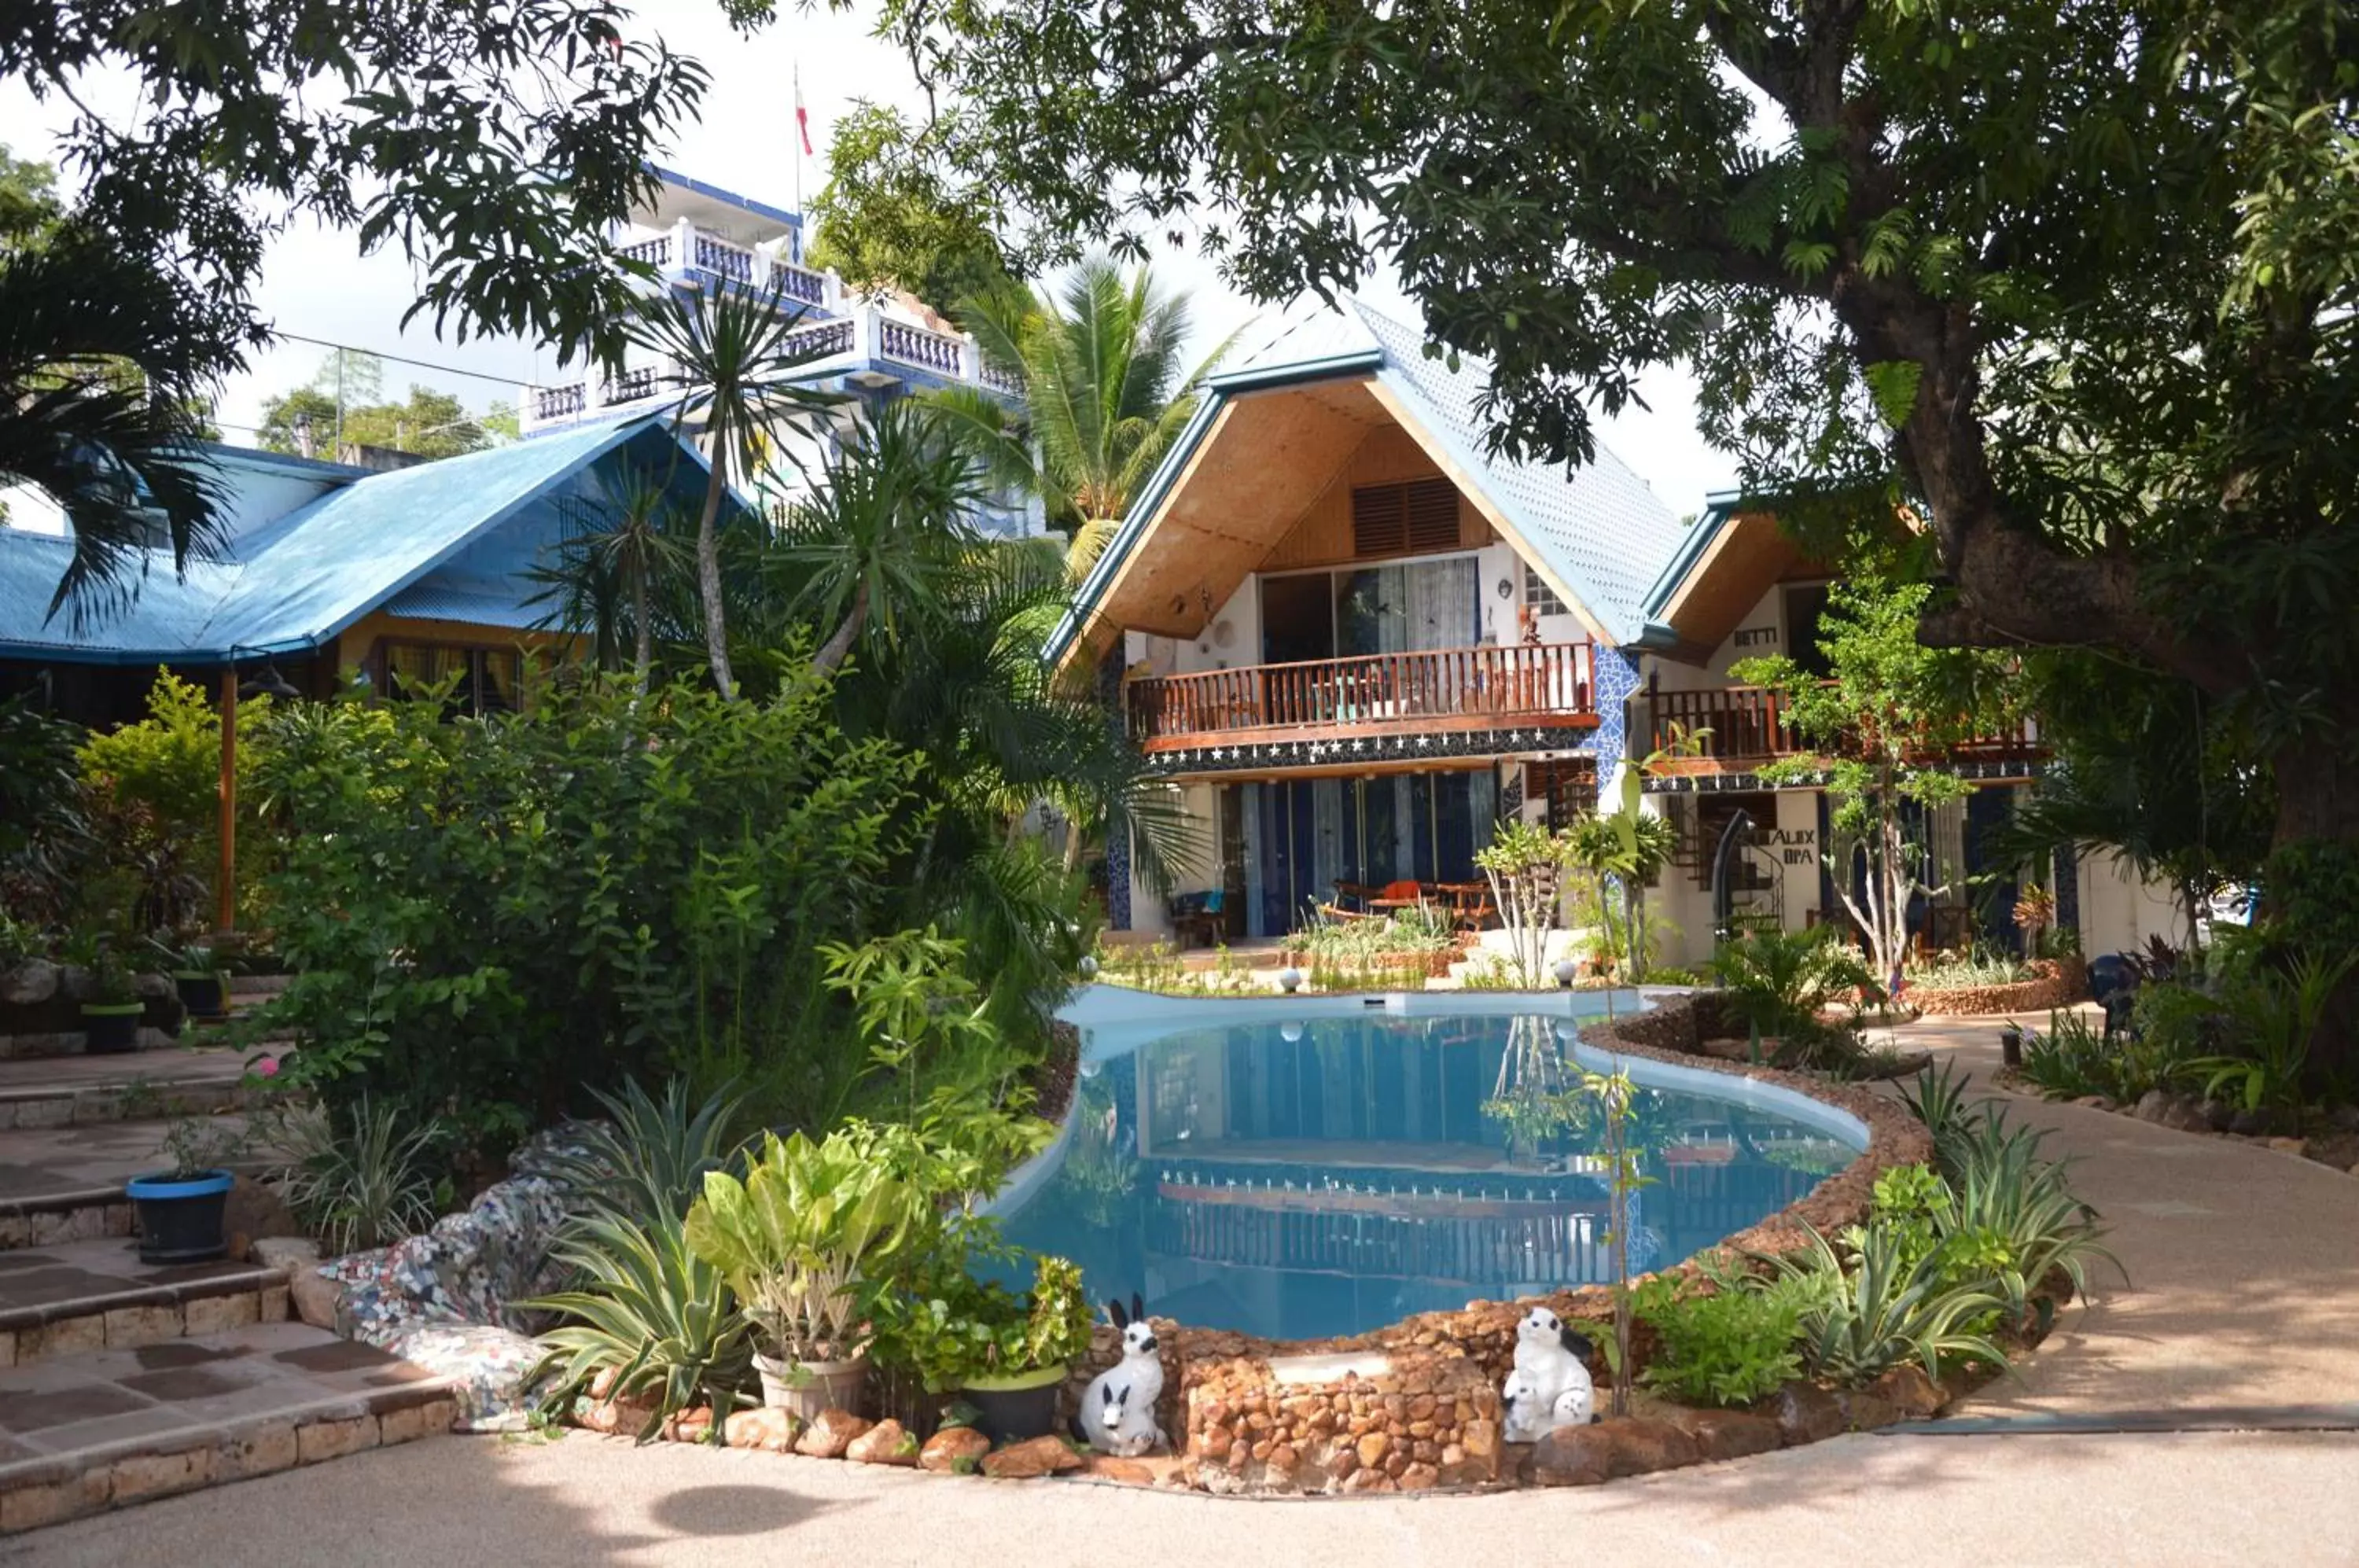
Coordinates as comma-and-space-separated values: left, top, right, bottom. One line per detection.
808, 102, 1018, 315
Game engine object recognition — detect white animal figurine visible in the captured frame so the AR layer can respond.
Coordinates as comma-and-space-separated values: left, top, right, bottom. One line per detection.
1077, 1294, 1168, 1457
1504, 1306, 1598, 1438
1500, 1368, 1552, 1443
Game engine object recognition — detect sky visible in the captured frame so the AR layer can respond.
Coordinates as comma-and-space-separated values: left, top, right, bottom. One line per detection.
0, 0, 1735, 518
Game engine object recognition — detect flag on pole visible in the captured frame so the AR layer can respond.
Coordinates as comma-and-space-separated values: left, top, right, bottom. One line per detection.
794, 65, 814, 156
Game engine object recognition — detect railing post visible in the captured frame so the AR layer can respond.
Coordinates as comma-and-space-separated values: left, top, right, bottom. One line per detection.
821, 267, 844, 315
852, 302, 875, 365
959, 332, 981, 384
672, 218, 695, 277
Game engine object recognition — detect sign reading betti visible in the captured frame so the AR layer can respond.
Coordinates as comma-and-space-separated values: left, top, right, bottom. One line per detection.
1732, 624, 1780, 648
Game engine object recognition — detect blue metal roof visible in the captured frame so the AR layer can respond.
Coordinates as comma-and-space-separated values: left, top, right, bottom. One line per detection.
1048, 298, 1689, 661
0, 415, 717, 664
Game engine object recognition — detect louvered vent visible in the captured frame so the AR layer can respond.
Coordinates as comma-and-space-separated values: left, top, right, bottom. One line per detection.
1350, 477, 1461, 558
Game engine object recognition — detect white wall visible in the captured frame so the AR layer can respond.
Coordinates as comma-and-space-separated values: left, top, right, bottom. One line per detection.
2076, 852, 2187, 959
1644, 579, 1809, 694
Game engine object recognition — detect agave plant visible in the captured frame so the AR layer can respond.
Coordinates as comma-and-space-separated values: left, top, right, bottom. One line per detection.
1897, 1059, 1989, 1180
526, 1210, 753, 1442
1761, 1224, 2011, 1387
1941, 1111, 2121, 1325
537, 1078, 747, 1228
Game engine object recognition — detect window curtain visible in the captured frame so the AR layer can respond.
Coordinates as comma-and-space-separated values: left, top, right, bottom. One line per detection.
1404, 558, 1479, 650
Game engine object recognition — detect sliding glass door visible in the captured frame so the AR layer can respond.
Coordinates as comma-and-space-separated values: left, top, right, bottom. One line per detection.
1262, 557, 1481, 664
1228, 770, 1501, 937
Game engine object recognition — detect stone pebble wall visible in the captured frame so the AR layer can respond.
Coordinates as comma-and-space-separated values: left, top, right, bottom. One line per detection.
1909, 958, 2089, 1018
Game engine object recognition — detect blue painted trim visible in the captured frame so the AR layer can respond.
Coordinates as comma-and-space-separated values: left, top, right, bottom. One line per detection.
126, 1170, 235, 1200
647, 164, 801, 231
1638, 492, 1741, 622
1205, 347, 1385, 393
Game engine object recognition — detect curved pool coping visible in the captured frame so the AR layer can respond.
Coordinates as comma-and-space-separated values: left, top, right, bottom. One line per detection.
987, 983, 1874, 1222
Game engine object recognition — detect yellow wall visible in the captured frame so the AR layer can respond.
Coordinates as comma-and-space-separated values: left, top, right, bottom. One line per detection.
329, 610, 578, 686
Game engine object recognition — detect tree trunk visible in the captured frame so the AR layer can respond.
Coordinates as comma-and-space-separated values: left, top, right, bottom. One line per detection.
694, 466, 735, 700
630, 561, 652, 701
811, 580, 870, 675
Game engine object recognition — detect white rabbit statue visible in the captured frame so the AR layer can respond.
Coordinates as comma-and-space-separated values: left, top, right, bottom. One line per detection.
1076, 1294, 1167, 1457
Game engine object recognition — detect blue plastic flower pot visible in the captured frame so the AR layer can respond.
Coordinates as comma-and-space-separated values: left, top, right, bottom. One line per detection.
125, 1169, 235, 1264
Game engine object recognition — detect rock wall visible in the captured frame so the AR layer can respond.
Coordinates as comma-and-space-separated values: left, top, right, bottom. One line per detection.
1182, 1350, 1499, 1495
1909, 959, 2089, 1018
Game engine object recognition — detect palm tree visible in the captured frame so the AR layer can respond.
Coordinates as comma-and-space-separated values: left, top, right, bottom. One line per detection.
1, 226, 239, 628
625, 279, 845, 698
931, 258, 1240, 583
767, 400, 982, 675
525, 468, 694, 695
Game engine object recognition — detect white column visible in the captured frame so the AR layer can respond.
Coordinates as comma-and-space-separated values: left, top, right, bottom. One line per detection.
672, 217, 695, 276
959, 332, 981, 384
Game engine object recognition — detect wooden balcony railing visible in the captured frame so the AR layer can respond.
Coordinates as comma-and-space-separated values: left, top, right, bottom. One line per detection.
1646, 685, 2041, 774
1128, 642, 1597, 753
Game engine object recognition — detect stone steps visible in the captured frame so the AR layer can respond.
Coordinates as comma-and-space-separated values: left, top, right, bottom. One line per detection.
0, 1321, 456, 1533
0, 1113, 278, 1251
0, 1048, 255, 1132
0, 1237, 289, 1367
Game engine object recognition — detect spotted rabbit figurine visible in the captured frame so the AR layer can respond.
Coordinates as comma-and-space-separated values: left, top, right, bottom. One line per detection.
1076, 1294, 1167, 1457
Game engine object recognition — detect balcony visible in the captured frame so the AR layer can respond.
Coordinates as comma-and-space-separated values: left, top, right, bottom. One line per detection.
614, 219, 833, 307
521, 305, 1007, 435
1644, 685, 2041, 778
1128, 642, 1598, 756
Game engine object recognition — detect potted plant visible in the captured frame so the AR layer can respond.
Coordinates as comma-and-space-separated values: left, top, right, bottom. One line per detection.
148, 935, 230, 1022
78, 941, 146, 1054
878, 1249, 1095, 1444
126, 1116, 247, 1263
683, 1130, 919, 1422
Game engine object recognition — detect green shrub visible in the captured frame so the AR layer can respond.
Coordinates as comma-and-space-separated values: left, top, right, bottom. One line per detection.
1709, 926, 1881, 1041
0, 695, 93, 928
1632, 1275, 1807, 1407
249, 671, 1037, 1167
1905, 944, 2034, 989
871, 1248, 1095, 1392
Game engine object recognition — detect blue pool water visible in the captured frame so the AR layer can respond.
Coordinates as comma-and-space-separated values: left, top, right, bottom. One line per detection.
995, 1004, 1861, 1342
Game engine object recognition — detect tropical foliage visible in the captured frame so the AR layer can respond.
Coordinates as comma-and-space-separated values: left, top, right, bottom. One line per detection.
1733, 581, 2023, 990
932, 258, 1235, 580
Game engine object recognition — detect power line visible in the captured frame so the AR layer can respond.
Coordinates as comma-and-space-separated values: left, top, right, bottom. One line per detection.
271, 330, 528, 389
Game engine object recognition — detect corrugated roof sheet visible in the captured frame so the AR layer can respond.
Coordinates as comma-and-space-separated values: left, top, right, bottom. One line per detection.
0, 414, 681, 663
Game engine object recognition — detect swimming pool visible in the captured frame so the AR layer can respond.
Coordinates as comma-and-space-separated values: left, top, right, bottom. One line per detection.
991, 988, 1868, 1342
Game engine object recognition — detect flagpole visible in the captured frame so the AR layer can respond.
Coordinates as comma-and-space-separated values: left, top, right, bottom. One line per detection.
792, 60, 804, 230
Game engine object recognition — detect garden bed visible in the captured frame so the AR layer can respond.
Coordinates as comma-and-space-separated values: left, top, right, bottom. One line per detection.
549, 990, 1991, 1496
1908, 958, 2087, 1018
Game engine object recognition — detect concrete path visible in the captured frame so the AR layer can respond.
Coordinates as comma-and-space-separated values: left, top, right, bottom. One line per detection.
1880, 1013, 2359, 1419
6, 1425, 2357, 1568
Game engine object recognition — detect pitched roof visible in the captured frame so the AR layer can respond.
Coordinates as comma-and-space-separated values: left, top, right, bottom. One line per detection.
1049, 296, 1687, 660
0, 414, 701, 664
